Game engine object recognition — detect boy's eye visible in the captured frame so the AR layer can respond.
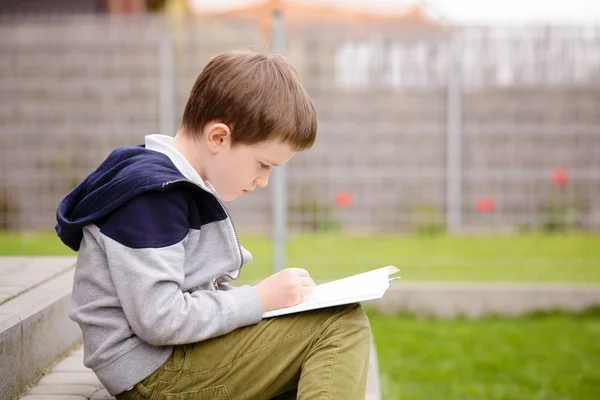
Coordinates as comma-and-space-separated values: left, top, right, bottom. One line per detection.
259, 162, 271, 170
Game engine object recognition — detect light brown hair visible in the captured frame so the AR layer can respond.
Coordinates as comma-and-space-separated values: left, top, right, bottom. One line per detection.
181, 50, 317, 151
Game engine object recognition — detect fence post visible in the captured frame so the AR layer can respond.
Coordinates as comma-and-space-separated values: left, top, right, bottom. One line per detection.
272, 8, 287, 273
159, 32, 175, 136
446, 35, 463, 233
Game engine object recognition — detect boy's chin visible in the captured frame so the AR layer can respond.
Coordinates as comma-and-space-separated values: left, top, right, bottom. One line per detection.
221, 193, 239, 202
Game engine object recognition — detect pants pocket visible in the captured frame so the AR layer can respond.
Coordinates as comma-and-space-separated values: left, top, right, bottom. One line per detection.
165, 385, 231, 400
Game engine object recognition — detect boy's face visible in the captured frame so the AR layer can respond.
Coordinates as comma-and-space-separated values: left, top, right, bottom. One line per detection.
205, 126, 296, 202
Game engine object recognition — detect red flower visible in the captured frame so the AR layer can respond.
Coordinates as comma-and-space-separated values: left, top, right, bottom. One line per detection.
475, 197, 495, 213
334, 191, 353, 207
552, 168, 568, 186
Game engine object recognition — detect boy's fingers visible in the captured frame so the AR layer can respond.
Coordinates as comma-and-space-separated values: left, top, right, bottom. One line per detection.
301, 277, 315, 287
288, 268, 310, 277
301, 284, 314, 296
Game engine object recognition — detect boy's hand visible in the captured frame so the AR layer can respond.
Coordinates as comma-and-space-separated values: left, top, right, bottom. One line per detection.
253, 268, 315, 313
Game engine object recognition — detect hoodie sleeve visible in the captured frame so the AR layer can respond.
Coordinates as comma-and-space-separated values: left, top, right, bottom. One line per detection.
97, 189, 263, 346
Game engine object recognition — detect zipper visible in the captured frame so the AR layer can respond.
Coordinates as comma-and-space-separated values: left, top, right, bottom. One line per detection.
161, 179, 244, 274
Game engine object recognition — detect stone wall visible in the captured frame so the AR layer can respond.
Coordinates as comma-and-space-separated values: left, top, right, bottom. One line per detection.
1, 16, 598, 232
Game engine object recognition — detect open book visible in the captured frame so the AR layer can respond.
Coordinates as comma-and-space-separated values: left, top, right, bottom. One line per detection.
262, 265, 400, 318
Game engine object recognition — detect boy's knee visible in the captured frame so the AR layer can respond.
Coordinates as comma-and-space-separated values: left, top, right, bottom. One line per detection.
345, 303, 370, 322
342, 303, 369, 320
335, 304, 372, 338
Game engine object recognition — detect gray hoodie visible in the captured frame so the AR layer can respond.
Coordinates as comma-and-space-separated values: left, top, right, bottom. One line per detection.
56, 135, 263, 395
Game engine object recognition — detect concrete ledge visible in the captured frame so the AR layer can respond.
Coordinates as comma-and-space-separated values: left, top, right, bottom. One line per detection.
372, 283, 600, 318
366, 339, 381, 400
0, 256, 78, 306
0, 267, 81, 400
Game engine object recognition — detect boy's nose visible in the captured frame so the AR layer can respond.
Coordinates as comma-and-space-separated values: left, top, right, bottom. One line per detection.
254, 174, 269, 188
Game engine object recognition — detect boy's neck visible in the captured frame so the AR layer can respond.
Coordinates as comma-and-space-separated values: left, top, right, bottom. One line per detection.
173, 130, 207, 182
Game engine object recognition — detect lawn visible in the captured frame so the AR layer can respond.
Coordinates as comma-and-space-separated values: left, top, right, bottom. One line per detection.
367, 308, 600, 399
1, 231, 598, 283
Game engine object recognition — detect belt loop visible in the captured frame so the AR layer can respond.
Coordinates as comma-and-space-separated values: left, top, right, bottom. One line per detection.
135, 380, 152, 398
174, 344, 186, 370
164, 345, 185, 371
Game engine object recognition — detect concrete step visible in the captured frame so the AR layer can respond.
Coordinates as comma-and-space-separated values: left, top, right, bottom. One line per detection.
22, 347, 111, 399
0, 256, 77, 305
378, 281, 600, 318
0, 257, 80, 400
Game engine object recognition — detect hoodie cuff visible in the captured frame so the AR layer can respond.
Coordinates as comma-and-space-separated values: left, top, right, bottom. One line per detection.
228, 285, 264, 327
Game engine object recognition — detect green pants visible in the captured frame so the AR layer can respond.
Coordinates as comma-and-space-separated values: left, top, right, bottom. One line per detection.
116, 304, 372, 400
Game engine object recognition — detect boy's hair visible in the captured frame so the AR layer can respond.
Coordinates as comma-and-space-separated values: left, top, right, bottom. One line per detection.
181, 50, 317, 151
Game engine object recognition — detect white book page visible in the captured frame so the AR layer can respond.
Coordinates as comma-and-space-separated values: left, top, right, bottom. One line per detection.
262, 266, 399, 318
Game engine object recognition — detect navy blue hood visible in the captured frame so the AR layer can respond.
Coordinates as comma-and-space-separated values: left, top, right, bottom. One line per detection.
56, 146, 187, 251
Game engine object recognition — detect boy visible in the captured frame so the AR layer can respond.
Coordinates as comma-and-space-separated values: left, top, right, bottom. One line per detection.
56, 50, 372, 399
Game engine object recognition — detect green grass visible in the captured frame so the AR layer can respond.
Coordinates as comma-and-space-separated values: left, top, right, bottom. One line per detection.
1, 231, 598, 282
367, 308, 600, 400
238, 233, 600, 283
0, 231, 77, 256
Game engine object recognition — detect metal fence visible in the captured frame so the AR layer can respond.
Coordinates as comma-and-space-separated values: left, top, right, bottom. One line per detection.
0, 14, 598, 277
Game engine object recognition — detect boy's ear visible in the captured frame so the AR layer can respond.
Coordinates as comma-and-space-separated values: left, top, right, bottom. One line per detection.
204, 122, 231, 154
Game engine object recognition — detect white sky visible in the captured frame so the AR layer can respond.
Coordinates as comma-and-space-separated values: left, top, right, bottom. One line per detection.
189, 0, 600, 24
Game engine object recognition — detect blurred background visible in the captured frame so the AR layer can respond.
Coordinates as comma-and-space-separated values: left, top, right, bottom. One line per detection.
0, 1, 599, 399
